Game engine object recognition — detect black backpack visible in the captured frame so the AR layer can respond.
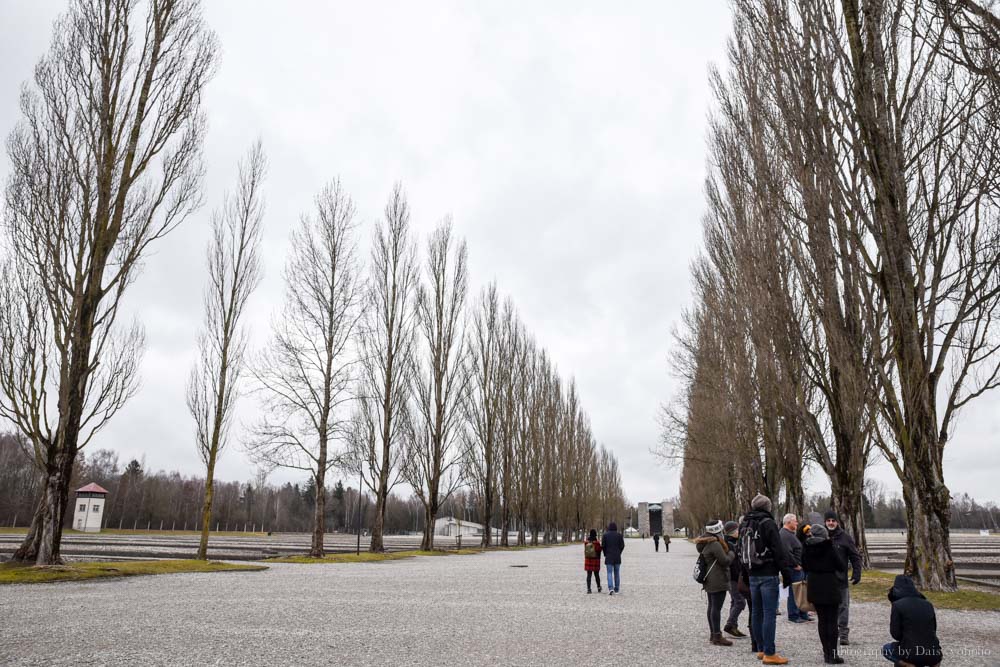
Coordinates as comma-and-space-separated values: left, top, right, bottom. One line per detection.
739, 515, 773, 571
693, 552, 716, 584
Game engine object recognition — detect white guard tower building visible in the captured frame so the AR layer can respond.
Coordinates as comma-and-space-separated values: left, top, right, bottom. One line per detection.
73, 483, 109, 532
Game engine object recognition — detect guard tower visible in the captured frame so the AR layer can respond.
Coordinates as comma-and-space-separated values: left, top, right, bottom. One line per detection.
73, 483, 108, 532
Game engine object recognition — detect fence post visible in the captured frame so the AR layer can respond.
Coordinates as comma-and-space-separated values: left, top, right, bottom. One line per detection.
160, 520, 163, 531
11, 514, 15, 528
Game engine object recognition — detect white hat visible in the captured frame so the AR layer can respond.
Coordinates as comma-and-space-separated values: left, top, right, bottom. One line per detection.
706, 520, 724, 535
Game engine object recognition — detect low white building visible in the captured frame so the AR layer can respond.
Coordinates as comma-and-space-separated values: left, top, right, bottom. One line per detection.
73, 483, 108, 533
433, 516, 506, 540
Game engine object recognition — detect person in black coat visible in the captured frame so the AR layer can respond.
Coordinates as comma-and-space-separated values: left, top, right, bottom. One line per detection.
601, 521, 625, 595
882, 575, 942, 666
802, 524, 848, 664
723, 520, 748, 638
825, 510, 863, 645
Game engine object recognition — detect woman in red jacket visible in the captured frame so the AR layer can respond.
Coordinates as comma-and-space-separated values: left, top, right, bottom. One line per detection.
584, 528, 603, 593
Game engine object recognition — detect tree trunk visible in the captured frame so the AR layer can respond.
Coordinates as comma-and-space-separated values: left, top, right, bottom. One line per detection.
831, 471, 870, 567
903, 475, 956, 590
13, 451, 73, 564
370, 488, 386, 552
421, 500, 436, 551
310, 470, 327, 558
196, 450, 218, 560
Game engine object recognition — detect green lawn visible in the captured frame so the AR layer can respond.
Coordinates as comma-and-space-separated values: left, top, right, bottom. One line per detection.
853, 569, 1000, 611
0, 559, 267, 585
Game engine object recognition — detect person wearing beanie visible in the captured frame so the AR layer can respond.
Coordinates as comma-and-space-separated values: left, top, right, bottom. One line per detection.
602, 521, 625, 595
738, 494, 794, 665
696, 519, 736, 647
824, 510, 863, 645
722, 520, 748, 639
583, 528, 603, 593
802, 523, 848, 663
882, 574, 942, 666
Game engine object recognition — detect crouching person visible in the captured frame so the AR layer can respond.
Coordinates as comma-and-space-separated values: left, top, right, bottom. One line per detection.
882, 575, 942, 667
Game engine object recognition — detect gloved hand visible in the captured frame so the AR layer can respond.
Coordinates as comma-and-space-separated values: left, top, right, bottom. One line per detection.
851, 573, 861, 585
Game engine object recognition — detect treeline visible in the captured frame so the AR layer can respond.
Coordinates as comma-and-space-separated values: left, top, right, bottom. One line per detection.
0, 434, 516, 535
662, 0, 1000, 590
0, 0, 628, 565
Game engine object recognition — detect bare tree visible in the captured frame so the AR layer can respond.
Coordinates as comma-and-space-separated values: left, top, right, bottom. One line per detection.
248, 180, 362, 558
187, 143, 265, 560
353, 184, 419, 553
1, 0, 217, 564
403, 218, 470, 550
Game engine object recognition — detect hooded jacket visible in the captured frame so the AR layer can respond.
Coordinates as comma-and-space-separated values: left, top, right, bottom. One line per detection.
695, 533, 734, 594
888, 575, 942, 666
801, 536, 847, 606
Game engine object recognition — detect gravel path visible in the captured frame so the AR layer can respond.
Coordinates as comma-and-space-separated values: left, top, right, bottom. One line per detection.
1, 538, 997, 666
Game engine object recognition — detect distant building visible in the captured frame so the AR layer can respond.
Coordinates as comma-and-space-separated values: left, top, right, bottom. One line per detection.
637, 500, 675, 538
73, 483, 109, 533
433, 516, 510, 540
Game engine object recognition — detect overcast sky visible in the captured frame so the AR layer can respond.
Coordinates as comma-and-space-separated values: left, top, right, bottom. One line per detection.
1, 1, 998, 506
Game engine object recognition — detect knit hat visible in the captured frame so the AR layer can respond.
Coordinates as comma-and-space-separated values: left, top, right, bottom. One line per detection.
751, 494, 772, 512
809, 523, 829, 540
724, 520, 739, 535
588, 528, 597, 541
824, 509, 840, 523
706, 519, 724, 535
607, 521, 617, 532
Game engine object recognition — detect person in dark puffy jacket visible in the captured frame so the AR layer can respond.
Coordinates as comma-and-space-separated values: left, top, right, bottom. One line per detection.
882, 575, 942, 666
695, 520, 736, 647
802, 524, 848, 664
602, 521, 625, 595
583, 528, 602, 593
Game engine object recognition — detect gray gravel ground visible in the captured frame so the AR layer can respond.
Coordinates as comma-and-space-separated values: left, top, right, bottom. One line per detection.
1, 538, 997, 666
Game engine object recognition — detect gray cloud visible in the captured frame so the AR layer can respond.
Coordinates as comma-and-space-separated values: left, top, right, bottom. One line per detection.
1, 1, 996, 505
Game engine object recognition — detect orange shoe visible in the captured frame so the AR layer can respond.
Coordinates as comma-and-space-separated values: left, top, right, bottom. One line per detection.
756, 653, 764, 660
762, 654, 789, 665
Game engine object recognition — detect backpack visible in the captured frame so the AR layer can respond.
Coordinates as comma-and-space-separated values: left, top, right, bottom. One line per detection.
739, 515, 773, 571
584, 541, 597, 559
693, 552, 715, 584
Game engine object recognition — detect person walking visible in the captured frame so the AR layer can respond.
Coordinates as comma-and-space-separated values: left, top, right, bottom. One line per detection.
780, 513, 812, 623
802, 523, 848, 664
584, 528, 603, 594
653, 532, 661, 552
602, 521, 625, 595
739, 494, 794, 665
696, 520, 736, 647
663, 531, 671, 552
882, 575, 942, 666
825, 510, 863, 645
723, 520, 748, 638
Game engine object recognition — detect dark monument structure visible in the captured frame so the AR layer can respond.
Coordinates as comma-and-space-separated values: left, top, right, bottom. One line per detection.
637, 501, 675, 537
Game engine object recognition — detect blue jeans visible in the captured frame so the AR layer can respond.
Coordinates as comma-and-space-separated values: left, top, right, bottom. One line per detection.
606, 563, 620, 592
882, 642, 900, 663
787, 569, 805, 620
750, 575, 780, 656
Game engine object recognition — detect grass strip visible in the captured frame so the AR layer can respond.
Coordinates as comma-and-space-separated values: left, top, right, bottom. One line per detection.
0, 559, 267, 585
0, 528, 267, 537
852, 569, 1000, 611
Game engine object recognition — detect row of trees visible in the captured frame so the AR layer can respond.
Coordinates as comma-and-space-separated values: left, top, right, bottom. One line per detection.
0, 0, 627, 564
662, 0, 1000, 590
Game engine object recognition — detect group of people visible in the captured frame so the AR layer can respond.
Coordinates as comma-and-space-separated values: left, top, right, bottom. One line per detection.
695, 494, 942, 666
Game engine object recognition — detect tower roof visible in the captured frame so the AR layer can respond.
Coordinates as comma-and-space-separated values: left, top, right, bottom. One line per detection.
76, 482, 109, 495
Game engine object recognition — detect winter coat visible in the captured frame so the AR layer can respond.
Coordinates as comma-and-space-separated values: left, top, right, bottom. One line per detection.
695, 534, 734, 594
780, 526, 803, 568
738, 509, 793, 581
889, 575, 942, 666
602, 529, 625, 565
828, 526, 863, 586
801, 537, 847, 606
725, 535, 741, 581
584, 539, 602, 572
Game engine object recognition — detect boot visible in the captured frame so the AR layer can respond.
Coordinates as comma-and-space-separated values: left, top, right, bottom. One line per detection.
724, 624, 747, 638
710, 632, 733, 647
762, 654, 790, 665
839, 627, 850, 646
